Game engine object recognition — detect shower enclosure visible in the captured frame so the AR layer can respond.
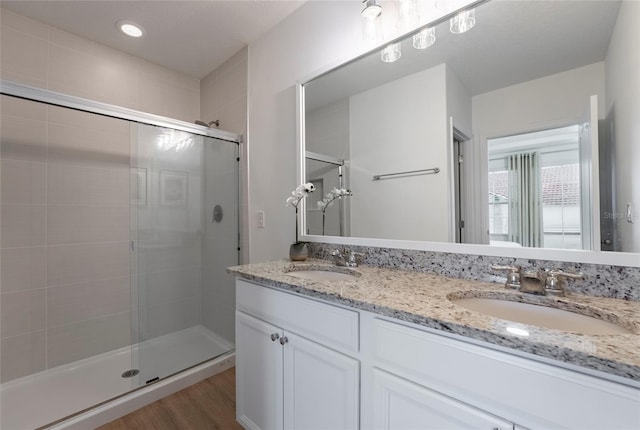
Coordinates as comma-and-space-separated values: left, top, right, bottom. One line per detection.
0, 84, 239, 429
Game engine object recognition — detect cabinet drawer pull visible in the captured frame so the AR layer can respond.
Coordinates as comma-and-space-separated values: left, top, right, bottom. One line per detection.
279, 336, 289, 345
270, 333, 280, 342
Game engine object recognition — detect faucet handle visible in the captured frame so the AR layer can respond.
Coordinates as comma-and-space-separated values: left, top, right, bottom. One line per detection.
491, 265, 520, 272
545, 270, 584, 296
331, 249, 347, 266
547, 270, 585, 280
348, 251, 365, 266
491, 265, 521, 289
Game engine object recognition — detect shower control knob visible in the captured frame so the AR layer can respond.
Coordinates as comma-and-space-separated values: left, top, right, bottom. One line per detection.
270, 333, 280, 342
279, 336, 289, 345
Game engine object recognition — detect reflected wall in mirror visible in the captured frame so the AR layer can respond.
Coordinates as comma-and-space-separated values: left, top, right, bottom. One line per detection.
301, 0, 639, 253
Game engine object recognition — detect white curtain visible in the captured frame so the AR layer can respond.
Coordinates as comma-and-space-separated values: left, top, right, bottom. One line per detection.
508, 152, 542, 247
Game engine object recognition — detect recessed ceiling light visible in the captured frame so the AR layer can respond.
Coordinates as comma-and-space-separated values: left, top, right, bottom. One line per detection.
117, 20, 144, 38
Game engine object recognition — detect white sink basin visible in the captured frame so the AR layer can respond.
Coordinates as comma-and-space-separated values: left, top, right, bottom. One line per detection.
285, 267, 359, 281
452, 297, 631, 335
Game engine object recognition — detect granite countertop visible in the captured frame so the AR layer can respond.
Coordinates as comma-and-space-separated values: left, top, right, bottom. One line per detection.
227, 259, 640, 383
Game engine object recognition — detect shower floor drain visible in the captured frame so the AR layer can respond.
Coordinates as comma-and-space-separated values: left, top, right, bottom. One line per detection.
121, 369, 139, 378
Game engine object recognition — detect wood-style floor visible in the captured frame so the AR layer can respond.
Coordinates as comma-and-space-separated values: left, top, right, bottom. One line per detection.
98, 367, 243, 430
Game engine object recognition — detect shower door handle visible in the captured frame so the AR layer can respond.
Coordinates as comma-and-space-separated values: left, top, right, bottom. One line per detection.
270, 333, 280, 342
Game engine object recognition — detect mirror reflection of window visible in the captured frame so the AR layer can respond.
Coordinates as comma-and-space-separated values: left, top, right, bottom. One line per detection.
488, 125, 582, 250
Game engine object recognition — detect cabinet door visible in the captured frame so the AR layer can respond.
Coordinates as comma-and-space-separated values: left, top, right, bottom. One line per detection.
372, 369, 513, 430
283, 331, 360, 430
236, 311, 284, 430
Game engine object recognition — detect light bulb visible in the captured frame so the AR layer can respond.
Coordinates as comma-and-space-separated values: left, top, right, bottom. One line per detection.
381, 43, 402, 63
450, 9, 476, 34
361, 0, 382, 20
361, 0, 383, 43
413, 27, 436, 49
117, 20, 144, 38
399, 0, 419, 28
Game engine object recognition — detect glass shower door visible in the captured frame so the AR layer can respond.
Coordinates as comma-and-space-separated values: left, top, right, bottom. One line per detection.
131, 124, 237, 386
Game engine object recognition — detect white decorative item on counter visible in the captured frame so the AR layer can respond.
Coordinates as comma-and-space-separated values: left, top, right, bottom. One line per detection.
285, 183, 315, 260
317, 188, 352, 235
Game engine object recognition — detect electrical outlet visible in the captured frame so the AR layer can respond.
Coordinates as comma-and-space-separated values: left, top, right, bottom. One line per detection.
257, 211, 265, 228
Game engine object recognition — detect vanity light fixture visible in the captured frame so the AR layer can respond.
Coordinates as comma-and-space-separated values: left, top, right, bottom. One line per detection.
117, 20, 144, 38
361, 0, 382, 20
399, 0, 419, 28
381, 42, 402, 63
367, 1, 476, 63
413, 27, 436, 49
361, 0, 383, 43
450, 8, 476, 34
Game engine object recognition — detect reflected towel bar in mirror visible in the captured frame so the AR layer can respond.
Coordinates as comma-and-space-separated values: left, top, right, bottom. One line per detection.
372, 167, 440, 181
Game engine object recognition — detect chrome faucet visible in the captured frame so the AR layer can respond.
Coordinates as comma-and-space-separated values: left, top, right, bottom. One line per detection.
491, 266, 584, 297
544, 270, 585, 296
520, 269, 547, 295
490, 266, 521, 289
331, 249, 365, 267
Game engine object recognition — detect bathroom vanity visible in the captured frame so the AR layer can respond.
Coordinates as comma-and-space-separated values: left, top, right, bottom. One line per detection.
229, 260, 640, 430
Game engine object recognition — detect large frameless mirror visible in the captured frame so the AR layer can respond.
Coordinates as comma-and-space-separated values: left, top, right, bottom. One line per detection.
299, 0, 640, 256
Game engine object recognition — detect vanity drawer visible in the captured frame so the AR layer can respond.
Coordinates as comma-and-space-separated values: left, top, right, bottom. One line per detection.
372, 318, 640, 429
236, 279, 359, 353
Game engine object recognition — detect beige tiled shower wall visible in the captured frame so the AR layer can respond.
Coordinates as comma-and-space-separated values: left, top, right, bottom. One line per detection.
0, 8, 200, 122
0, 8, 197, 383
0, 96, 133, 381
201, 47, 248, 136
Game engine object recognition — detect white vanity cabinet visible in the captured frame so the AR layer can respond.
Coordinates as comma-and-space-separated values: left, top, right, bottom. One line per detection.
235, 279, 360, 430
372, 368, 514, 430
236, 311, 285, 430
235, 277, 640, 430
368, 316, 640, 430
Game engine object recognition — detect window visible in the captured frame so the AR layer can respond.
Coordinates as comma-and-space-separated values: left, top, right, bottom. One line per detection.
488, 125, 582, 250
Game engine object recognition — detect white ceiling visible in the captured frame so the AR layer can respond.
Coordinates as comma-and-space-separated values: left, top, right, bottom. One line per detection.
1, 0, 622, 91
0, 0, 306, 78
